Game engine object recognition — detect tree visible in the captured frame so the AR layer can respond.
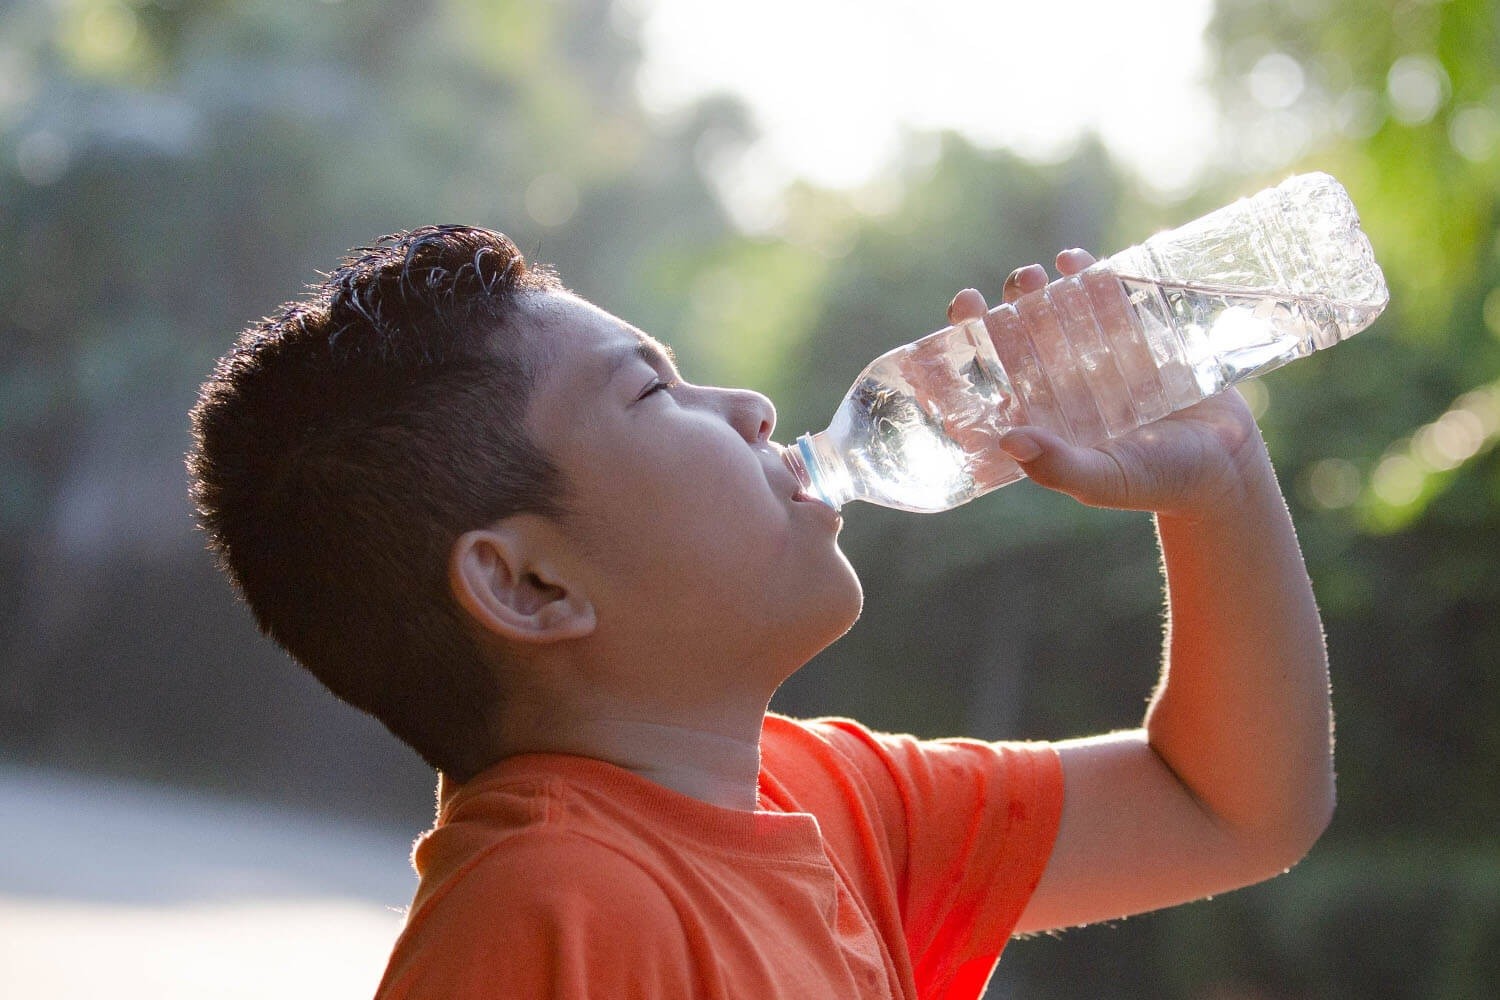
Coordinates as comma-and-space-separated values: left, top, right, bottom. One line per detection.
0, 0, 749, 823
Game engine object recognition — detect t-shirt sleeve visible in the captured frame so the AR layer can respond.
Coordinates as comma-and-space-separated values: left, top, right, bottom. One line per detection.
796, 718, 1064, 998
375, 832, 696, 1000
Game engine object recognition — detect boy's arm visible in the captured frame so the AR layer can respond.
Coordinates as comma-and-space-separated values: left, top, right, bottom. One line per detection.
1011, 421, 1335, 932
949, 256, 1336, 934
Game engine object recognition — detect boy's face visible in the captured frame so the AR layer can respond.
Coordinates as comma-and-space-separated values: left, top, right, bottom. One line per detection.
516, 292, 862, 688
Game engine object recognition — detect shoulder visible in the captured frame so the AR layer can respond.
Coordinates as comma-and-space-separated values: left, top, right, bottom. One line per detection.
379, 829, 692, 999
764, 712, 1060, 804
761, 712, 893, 778
429, 826, 678, 933
762, 714, 1063, 886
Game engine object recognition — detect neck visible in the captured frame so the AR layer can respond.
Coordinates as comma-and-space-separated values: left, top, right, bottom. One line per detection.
574, 714, 767, 810
477, 628, 812, 810
495, 691, 772, 811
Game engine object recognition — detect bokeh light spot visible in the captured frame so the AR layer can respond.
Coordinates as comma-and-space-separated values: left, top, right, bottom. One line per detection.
1237, 378, 1270, 419
1386, 54, 1448, 126
1483, 287, 1500, 340
16, 131, 69, 186
1305, 457, 1361, 509
1249, 53, 1306, 110
524, 174, 580, 228
1449, 105, 1498, 162
1372, 452, 1424, 505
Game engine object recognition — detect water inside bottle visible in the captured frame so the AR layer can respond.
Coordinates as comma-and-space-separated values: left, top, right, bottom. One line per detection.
1118, 276, 1386, 397
808, 275, 1382, 513
816, 319, 1023, 512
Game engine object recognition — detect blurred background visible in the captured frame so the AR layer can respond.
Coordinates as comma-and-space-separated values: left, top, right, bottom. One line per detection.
1, 0, 1496, 996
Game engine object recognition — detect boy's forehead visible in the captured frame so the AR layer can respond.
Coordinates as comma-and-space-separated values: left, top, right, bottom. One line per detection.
534, 293, 672, 376
524, 292, 673, 394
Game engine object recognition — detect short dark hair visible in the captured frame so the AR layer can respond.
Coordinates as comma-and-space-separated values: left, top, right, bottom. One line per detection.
189, 225, 565, 780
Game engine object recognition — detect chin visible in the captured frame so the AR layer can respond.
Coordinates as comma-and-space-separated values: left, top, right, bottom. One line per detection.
833, 565, 864, 631
794, 563, 864, 658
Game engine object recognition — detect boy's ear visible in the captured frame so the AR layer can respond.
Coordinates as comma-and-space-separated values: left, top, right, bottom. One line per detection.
448, 521, 596, 645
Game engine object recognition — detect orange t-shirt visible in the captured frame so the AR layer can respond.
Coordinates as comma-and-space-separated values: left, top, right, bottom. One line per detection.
375, 714, 1063, 1000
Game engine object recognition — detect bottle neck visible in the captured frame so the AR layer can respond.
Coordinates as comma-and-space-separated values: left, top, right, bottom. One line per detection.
786, 432, 855, 511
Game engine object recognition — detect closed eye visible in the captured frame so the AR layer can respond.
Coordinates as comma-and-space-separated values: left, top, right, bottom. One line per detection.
637, 377, 680, 401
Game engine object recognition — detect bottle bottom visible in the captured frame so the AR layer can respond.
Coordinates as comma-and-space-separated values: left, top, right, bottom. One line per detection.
1119, 276, 1383, 399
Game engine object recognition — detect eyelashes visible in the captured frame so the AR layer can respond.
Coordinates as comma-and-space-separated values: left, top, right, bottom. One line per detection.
637, 377, 681, 400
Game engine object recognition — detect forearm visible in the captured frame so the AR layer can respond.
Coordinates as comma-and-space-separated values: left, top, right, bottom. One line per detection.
1146, 441, 1335, 862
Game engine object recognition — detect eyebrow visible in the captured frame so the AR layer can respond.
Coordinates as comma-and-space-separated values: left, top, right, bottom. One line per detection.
603, 337, 679, 387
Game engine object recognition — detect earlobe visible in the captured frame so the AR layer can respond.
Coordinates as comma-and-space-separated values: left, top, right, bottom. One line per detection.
449, 525, 596, 644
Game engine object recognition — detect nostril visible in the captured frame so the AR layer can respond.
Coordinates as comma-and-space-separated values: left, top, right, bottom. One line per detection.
754, 393, 777, 443
727, 388, 776, 444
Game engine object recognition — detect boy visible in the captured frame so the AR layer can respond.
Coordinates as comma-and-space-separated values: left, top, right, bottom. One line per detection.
189, 225, 1334, 998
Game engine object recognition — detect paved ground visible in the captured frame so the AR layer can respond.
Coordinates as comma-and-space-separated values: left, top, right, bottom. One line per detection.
0, 766, 420, 998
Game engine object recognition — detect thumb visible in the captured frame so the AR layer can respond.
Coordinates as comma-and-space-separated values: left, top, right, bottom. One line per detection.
998, 428, 1128, 507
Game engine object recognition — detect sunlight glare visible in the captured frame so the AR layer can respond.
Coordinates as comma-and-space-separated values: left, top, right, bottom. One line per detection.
632, 0, 1218, 214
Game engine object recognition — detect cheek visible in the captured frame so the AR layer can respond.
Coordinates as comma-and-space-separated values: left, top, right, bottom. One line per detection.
575, 427, 784, 577
652, 434, 773, 524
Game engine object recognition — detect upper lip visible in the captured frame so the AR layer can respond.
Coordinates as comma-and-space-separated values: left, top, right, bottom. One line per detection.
767, 444, 808, 502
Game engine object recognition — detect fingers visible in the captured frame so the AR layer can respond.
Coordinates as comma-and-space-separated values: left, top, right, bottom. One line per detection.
1003, 264, 1047, 303
946, 287, 990, 323
965, 247, 1097, 317
1002, 249, 1097, 303
998, 426, 1130, 508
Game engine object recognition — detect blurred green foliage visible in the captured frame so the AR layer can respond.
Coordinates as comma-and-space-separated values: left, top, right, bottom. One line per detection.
1, 0, 1497, 996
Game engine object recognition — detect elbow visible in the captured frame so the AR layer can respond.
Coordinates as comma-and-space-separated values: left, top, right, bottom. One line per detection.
1292, 771, 1337, 863
1247, 771, 1337, 880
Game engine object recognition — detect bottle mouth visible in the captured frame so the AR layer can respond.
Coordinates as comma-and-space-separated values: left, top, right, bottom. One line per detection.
784, 436, 840, 509
782, 441, 814, 500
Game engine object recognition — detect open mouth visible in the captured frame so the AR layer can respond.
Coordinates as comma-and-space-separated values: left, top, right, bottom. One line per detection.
791, 485, 839, 516
781, 445, 820, 505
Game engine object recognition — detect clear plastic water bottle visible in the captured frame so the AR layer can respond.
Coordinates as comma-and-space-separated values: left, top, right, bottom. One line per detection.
784, 172, 1388, 513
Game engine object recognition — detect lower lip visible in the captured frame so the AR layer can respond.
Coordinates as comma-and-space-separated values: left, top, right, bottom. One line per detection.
793, 492, 842, 527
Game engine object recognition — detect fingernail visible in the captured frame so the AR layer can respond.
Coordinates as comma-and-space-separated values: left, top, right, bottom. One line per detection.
1059, 248, 1094, 271
1000, 432, 1042, 463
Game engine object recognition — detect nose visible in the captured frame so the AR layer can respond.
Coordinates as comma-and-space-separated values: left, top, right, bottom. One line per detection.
721, 386, 777, 444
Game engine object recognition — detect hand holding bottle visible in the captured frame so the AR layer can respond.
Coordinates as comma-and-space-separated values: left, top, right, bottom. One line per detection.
948, 250, 1271, 521
786, 173, 1386, 514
